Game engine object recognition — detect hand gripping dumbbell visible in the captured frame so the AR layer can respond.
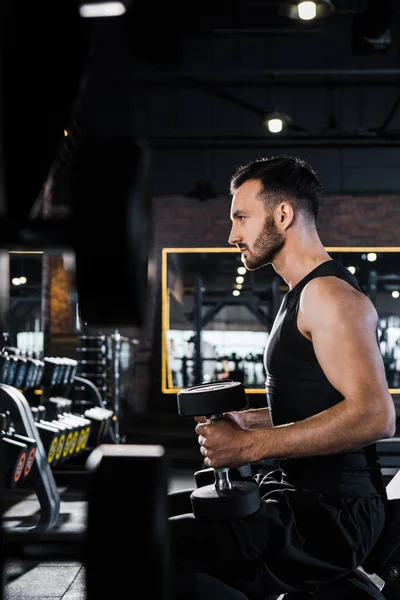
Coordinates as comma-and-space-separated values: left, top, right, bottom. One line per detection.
177, 380, 260, 519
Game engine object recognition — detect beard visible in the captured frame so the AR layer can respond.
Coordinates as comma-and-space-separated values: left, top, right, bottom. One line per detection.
241, 214, 285, 270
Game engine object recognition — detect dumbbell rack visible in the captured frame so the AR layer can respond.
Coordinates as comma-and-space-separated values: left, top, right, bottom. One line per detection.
75, 335, 112, 407
0, 383, 60, 531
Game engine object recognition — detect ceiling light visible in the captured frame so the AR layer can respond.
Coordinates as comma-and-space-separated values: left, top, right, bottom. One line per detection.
79, 0, 131, 18
279, 1, 335, 21
262, 112, 292, 134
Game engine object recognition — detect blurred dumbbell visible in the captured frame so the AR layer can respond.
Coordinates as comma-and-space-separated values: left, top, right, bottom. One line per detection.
0, 412, 28, 488
2, 407, 37, 483
41, 357, 61, 388
43, 420, 67, 465
33, 360, 45, 388
56, 414, 81, 455
51, 418, 75, 461
13, 356, 28, 390
21, 358, 41, 391
60, 413, 91, 454
47, 396, 73, 421
35, 421, 60, 465
12, 432, 37, 482
84, 407, 114, 446
4, 355, 18, 386
0, 353, 10, 384
2, 437, 28, 488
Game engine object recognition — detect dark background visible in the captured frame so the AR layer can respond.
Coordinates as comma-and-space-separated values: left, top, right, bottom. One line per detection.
3, 0, 400, 430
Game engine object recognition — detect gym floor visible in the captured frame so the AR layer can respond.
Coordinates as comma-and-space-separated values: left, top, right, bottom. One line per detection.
2, 468, 196, 600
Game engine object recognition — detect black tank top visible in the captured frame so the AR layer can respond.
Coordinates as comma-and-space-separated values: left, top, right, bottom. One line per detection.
264, 259, 386, 499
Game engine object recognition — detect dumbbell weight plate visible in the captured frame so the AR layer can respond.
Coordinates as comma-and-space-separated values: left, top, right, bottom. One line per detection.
44, 421, 66, 465
35, 422, 59, 465
190, 480, 260, 520
56, 417, 79, 455
2, 437, 27, 488
177, 380, 247, 417
13, 433, 37, 480
50, 420, 72, 463
61, 414, 91, 453
39, 420, 65, 466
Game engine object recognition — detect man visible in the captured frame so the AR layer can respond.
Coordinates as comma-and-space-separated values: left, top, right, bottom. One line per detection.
169, 156, 396, 599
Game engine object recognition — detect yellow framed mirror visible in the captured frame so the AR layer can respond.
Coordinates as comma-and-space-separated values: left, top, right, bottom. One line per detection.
162, 247, 400, 396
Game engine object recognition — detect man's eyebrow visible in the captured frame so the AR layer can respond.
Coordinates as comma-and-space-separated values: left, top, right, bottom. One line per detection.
231, 210, 249, 219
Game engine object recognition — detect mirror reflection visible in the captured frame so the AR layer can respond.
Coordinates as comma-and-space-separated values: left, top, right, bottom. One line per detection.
162, 247, 400, 395
7, 252, 43, 355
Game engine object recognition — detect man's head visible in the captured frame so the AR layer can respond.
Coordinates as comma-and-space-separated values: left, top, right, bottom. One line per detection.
228, 156, 322, 270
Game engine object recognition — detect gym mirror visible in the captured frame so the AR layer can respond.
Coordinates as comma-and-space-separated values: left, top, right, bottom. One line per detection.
162, 247, 400, 396
7, 251, 44, 354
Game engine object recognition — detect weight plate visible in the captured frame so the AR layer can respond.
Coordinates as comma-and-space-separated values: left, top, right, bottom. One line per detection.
177, 380, 247, 416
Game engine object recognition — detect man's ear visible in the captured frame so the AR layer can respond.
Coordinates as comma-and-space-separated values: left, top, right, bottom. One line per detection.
277, 202, 294, 230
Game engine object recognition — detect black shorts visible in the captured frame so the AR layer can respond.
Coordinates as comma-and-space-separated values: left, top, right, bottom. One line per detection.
168, 471, 386, 599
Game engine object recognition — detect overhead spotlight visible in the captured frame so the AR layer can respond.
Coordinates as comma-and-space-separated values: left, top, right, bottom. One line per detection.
279, 1, 335, 21
79, 0, 132, 18
262, 112, 292, 134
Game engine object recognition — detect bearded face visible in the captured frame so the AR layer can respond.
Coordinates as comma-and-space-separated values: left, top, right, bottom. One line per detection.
240, 212, 285, 270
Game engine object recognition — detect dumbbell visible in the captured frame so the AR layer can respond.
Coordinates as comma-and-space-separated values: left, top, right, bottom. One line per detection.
84, 407, 113, 446
194, 463, 253, 488
0, 412, 28, 488
35, 420, 60, 465
177, 380, 260, 519
56, 414, 81, 455
12, 432, 37, 482
59, 413, 91, 453
3, 411, 37, 482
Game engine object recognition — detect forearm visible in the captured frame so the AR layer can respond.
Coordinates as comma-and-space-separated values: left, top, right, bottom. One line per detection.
240, 407, 273, 429
246, 398, 387, 462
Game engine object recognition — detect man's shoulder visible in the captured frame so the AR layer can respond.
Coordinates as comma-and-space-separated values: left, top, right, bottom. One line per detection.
301, 275, 376, 319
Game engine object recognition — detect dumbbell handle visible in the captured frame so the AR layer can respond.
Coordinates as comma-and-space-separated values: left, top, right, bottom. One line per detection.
209, 414, 233, 491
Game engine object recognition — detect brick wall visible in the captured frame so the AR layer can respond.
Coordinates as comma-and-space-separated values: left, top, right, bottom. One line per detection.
42, 254, 78, 358
135, 193, 400, 414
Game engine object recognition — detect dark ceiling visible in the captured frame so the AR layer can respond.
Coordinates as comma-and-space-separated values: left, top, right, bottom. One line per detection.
3, 0, 400, 218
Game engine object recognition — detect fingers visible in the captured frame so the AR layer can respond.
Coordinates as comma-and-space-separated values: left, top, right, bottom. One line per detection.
194, 416, 207, 424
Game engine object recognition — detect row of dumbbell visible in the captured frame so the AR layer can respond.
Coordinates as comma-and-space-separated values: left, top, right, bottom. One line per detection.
31, 404, 114, 466
0, 348, 78, 392
1, 403, 114, 488
31, 409, 92, 466
0, 407, 89, 487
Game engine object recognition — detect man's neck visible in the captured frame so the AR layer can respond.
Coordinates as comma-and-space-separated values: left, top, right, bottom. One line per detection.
272, 243, 332, 290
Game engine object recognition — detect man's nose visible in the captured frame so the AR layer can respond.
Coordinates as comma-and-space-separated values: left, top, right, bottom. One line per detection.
228, 225, 240, 246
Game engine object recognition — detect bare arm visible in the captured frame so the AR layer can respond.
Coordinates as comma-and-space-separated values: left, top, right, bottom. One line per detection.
196, 277, 396, 468
223, 407, 273, 430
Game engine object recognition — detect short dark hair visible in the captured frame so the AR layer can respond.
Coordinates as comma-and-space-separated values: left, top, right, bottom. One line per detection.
230, 155, 322, 220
